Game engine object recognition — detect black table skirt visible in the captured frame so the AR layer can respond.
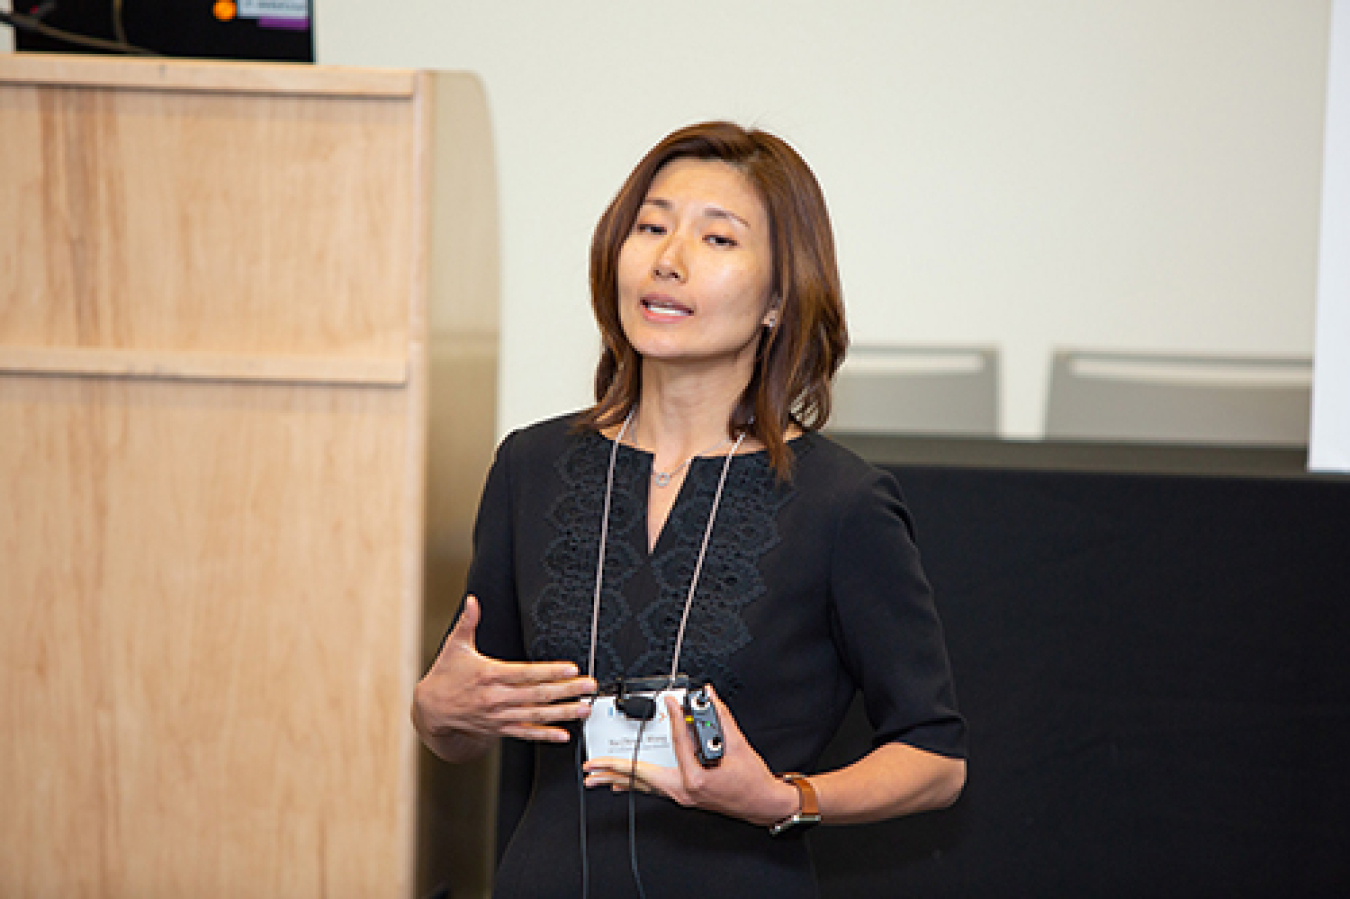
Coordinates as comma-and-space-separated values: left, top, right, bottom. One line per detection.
812, 460, 1350, 898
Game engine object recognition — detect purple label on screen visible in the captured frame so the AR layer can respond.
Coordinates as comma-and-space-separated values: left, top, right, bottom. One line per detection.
259, 18, 310, 31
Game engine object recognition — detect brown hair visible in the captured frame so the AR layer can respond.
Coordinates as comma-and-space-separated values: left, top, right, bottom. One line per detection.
578, 121, 848, 478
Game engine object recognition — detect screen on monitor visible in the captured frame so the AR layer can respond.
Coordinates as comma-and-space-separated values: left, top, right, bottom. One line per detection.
9, 0, 313, 62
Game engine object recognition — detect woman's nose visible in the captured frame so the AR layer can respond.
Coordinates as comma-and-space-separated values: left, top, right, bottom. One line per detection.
652, 237, 685, 281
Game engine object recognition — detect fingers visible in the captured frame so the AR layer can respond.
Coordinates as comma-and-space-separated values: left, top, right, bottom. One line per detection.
492, 657, 588, 688
440, 595, 595, 694
584, 772, 650, 792
445, 594, 481, 649
583, 690, 785, 824
501, 722, 578, 744
488, 693, 592, 727
666, 694, 697, 765
583, 757, 674, 795
476, 667, 596, 726
421, 594, 597, 744
705, 686, 745, 746
666, 688, 740, 766
582, 755, 639, 784
663, 694, 719, 800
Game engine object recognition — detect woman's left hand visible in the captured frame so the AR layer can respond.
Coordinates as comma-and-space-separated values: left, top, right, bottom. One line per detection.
582, 686, 799, 827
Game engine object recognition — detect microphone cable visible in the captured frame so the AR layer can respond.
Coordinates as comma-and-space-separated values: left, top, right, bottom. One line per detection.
574, 683, 656, 899
575, 734, 591, 899
577, 416, 745, 897
626, 710, 652, 899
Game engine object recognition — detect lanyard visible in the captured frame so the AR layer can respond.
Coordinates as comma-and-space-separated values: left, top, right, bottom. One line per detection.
585, 410, 747, 683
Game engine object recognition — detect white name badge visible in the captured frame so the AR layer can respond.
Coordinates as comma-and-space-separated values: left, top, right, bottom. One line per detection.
582, 688, 686, 770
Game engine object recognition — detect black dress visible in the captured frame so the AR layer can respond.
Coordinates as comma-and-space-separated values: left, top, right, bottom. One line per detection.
462, 413, 966, 899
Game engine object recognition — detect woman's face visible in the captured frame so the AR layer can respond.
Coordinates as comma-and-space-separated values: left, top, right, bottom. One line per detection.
616, 158, 776, 378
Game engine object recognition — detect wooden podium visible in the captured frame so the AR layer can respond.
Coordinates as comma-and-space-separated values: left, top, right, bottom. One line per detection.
0, 54, 499, 897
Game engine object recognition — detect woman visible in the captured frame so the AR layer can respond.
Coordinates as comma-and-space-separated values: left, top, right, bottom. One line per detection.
413, 121, 966, 898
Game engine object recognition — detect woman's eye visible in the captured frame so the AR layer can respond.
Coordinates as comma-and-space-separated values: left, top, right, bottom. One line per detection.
706, 234, 737, 248
635, 222, 666, 235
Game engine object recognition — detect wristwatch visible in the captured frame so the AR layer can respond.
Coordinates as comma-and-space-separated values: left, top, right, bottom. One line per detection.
769, 773, 821, 836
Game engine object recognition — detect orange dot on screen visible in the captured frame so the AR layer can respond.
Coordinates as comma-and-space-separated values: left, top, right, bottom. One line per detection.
213, 1, 237, 22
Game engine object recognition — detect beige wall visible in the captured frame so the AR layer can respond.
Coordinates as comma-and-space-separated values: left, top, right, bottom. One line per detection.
3, 3, 1331, 436
316, 0, 1331, 439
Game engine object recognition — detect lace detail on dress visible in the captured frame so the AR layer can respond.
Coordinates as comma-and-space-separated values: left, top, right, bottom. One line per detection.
531, 433, 644, 677
634, 453, 795, 697
531, 431, 804, 693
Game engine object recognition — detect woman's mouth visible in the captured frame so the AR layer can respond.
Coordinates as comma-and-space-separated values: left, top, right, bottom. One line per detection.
641, 295, 693, 320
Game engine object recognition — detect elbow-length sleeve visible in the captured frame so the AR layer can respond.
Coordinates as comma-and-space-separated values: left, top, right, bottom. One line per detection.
828, 466, 967, 759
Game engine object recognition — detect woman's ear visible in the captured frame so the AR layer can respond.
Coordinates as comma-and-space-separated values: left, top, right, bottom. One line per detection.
762, 297, 782, 329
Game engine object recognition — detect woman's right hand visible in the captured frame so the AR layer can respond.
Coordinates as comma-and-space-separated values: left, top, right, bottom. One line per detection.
412, 595, 597, 763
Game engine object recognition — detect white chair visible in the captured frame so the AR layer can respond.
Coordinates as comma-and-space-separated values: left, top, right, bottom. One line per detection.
827, 345, 999, 436
1045, 350, 1312, 446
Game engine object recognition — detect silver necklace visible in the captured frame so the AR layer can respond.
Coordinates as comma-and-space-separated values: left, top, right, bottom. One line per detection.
635, 422, 734, 488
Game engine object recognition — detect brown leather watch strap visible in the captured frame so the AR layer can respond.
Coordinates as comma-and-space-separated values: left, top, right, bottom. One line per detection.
770, 773, 821, 836
784, 773, 819, 817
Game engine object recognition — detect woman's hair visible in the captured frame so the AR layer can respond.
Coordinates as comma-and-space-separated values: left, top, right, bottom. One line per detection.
578, 121, 848, 478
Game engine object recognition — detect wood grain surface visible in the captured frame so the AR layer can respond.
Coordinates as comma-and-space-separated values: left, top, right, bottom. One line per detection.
0, 56, 499, 898
1, 377, 412, 895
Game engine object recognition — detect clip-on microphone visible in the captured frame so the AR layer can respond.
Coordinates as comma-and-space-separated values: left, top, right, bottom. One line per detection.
615, 687, 657, 721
